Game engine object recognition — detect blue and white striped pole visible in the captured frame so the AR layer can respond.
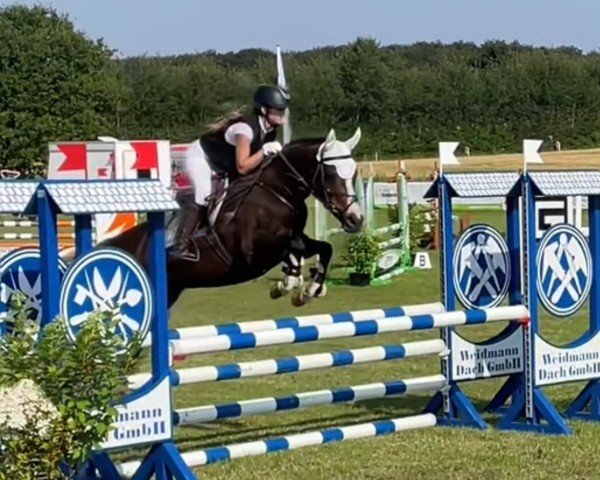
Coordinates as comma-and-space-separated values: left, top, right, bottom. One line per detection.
142, 302, 444, 346
170, 305, 528, 357
128, 339, 446, 389
174, 375, 446, 425
117, 413, 436, 475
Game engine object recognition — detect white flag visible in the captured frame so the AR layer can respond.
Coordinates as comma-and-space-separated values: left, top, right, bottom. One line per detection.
276, 45, 292, 145
523, 139, 543, 164
439, 141, 460, 166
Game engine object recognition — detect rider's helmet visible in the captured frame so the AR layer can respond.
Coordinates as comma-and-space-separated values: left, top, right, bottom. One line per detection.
253, 85, 289, 114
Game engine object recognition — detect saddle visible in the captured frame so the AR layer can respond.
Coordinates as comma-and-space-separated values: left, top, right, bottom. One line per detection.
206, 174, 228, 228
170, 164, 278, 265
167, 174, 231, 264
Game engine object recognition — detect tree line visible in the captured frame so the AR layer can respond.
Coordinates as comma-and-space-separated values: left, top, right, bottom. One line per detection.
2, 5, 600, 173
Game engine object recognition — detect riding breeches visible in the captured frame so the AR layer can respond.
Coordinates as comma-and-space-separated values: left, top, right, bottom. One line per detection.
184, 141, 213, 206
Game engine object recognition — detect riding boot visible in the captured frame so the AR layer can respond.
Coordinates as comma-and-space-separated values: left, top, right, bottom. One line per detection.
172, 204, 207, 260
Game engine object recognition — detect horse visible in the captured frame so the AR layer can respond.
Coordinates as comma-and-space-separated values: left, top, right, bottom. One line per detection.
101, 127, 364, 309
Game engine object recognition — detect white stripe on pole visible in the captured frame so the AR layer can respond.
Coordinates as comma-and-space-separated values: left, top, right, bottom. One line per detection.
117, 414, 436, 475
170, 305, 528, 356
128, 339, 446, 389
175, 375, 446, 425
141, 302, 445, 347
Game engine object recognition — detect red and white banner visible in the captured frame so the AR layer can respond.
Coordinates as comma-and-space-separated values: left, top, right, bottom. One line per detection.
48, 139, 173, 242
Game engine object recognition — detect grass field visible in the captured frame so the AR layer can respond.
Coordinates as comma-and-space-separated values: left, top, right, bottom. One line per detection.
113, 205, 600, 480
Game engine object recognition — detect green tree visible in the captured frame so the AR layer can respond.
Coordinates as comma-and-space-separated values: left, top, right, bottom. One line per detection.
114, 39, 600, 161
0, 5, 120, 173
337, 38, 393, 127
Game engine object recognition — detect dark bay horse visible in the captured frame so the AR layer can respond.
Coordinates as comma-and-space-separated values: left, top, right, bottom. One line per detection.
101, 128, 364, 308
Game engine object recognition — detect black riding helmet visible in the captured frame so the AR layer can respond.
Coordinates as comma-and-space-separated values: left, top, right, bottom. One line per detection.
253, 85, 289, 114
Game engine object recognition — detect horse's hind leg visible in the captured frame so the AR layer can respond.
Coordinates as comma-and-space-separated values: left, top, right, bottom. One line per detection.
167, 283, 185, 310
270, 237, 306, 300
291, 234, 333, 307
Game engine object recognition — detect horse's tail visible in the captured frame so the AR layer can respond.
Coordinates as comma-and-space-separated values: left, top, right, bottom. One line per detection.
100, 223, 151, 267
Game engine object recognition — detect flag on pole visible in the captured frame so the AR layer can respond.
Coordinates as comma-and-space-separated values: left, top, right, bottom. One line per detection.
276, 44, 292, 145
438, 141, 460, 175
523, 139, 543, 171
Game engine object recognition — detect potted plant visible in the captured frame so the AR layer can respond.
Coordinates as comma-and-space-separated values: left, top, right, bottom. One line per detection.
343, 230, 381, 286
0, 294, 140, 480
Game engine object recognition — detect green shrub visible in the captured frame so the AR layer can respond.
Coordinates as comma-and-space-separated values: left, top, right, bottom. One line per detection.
343, 230, 381, 275
0, 294, 141, 480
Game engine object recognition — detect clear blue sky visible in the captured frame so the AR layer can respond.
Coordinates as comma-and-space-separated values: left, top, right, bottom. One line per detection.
9, 0, 600, 56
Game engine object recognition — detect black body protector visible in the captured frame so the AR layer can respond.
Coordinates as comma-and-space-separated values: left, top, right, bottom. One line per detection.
200, 114, 276, 180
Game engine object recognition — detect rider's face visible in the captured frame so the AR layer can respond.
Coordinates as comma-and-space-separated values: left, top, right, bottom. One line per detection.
266, 108, 286, 126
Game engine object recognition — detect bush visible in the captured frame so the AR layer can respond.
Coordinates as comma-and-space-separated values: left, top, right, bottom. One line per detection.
343, 230, 381, 276
0, 294, 141, 480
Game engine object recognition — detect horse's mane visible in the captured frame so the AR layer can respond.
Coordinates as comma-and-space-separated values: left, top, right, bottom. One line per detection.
281, 137, 325, 156
228, 137, 324, 190
221, 136, 326, 210
285, 137, 325, 147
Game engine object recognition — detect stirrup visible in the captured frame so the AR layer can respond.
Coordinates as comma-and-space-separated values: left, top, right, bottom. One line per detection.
172, 238, 200, 262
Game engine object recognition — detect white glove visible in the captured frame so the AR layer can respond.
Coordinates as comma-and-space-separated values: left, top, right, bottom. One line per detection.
262, 141, 283, 156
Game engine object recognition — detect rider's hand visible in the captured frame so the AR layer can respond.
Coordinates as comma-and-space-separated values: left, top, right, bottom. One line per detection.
262, 141, 283, 156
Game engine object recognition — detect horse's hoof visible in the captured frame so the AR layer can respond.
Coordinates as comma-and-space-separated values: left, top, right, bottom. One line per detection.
316, 283, 327, 298
270, 282, 287, 299
291, 289, 309, 307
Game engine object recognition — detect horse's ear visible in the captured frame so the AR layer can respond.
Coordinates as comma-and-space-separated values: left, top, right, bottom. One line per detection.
325, 129, 336, 144
345, 127, 362, 151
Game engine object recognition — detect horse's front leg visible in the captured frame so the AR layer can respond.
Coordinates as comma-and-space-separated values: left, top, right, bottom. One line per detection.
291, 234, 333, 307
270, 236, 306, 300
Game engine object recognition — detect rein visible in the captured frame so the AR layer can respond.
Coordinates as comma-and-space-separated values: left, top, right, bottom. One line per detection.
275, 149, 357, 218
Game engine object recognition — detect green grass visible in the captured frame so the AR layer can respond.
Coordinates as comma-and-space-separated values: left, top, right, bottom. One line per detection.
108, 207, 600, 480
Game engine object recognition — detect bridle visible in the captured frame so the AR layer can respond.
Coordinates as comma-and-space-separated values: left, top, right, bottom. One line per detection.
272, 146, 358, 218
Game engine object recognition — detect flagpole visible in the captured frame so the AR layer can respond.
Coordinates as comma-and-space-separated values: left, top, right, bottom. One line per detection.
276, 44, 291, 145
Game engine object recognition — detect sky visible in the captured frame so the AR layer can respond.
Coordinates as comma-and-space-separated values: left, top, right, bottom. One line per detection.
6, 0, 600, 57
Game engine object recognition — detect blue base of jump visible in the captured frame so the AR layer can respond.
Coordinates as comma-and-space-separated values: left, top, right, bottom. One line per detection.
425, 385, 487, 430
92, 443, 195, 480
498, 384, 572, 436
485, 374, 521, 414
565, 379, 600, 422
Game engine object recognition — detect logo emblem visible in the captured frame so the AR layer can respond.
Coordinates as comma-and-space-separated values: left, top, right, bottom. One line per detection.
453, 224, 510, 309
59, 248, 153, 351
536, 224, 592, 317
0, 247, 67, 335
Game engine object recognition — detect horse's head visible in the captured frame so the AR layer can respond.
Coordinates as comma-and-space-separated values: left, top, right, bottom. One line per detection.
314, 128, 364, 233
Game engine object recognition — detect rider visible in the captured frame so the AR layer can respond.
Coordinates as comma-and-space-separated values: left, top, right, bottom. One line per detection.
174, 85, 289, 255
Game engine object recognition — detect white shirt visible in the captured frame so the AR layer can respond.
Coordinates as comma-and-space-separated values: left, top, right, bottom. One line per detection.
224, 117, 273, 146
